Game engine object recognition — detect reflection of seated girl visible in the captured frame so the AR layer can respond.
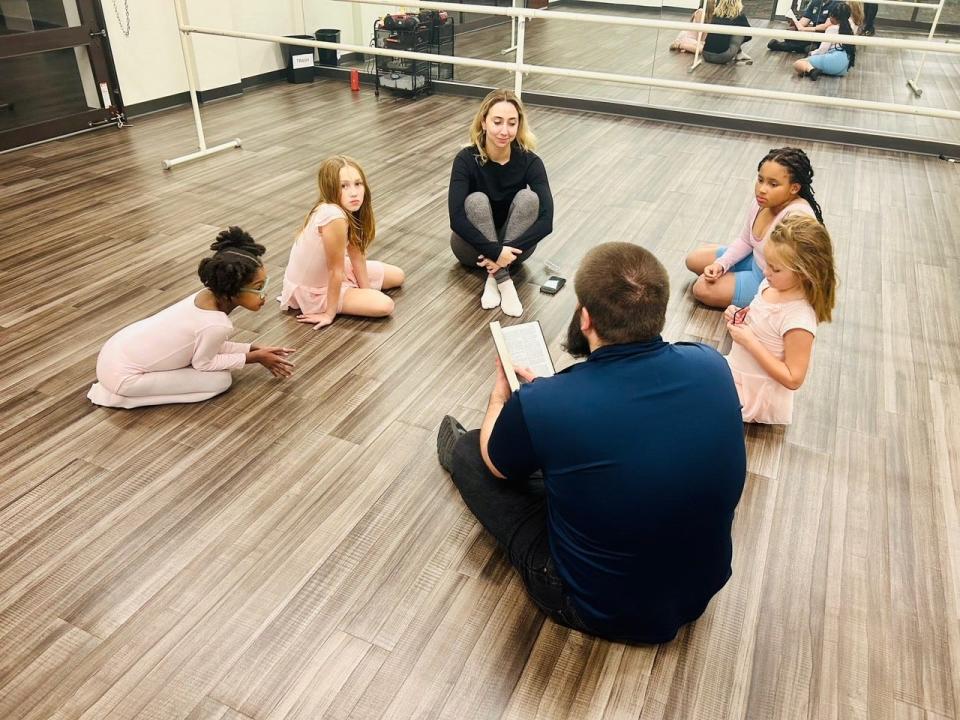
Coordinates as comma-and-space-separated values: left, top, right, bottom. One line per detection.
702, 0, 753, 65
670, 5, 710, 54
793, 3, 856, 80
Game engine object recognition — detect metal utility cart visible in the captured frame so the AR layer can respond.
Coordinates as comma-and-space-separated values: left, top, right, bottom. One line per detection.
374, 12, 454, 98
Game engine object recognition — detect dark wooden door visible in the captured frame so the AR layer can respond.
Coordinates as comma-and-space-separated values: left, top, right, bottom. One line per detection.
0, 0, 121, 151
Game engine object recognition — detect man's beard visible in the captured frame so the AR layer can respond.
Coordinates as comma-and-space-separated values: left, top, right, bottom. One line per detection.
563, 306, 591, 358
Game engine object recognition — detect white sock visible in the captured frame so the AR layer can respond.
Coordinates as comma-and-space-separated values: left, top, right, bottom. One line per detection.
735, 51, 753, 64
481, 275, 501, 309
498, 279, 523, 317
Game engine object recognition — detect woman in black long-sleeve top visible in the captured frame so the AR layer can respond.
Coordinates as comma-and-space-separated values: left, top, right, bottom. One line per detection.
448, 89, 553, 317
703, 0, 752, 64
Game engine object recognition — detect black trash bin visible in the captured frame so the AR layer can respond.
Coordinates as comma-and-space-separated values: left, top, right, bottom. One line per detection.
281, 35, 315, 83
314, 29, 340, 67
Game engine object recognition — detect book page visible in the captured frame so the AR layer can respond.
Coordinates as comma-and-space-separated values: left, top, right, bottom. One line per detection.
501, 322, 556, 379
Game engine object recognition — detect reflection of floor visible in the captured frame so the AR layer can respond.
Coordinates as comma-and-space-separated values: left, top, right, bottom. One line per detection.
2, 83, 959, 720
353, 6, 960, 143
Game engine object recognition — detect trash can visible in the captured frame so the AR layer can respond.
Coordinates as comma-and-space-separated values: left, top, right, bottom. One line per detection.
314, 28, 340, 67
281, 35, 315, 83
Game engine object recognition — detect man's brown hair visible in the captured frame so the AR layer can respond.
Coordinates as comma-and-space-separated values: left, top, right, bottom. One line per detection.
574, 242, 670, 344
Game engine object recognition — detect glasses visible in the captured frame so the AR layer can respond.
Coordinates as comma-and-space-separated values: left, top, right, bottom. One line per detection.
732, 305, 749, 325
239, 276, 269, 300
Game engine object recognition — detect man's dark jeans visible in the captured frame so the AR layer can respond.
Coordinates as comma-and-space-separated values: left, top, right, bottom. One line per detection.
448, 430, 588, 633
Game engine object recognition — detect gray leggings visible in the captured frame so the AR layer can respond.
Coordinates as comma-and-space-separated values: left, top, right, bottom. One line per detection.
703, 36, 745, 64
451, 189, 539, 282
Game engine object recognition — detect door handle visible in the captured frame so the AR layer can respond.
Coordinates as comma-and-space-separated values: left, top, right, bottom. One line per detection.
90, 29, 107, 38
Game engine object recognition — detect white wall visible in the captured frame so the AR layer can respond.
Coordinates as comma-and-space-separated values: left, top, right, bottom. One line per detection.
102, 0, 304, 107
98, 1, 438, 108
231, 1, 302, 78
302, 0, 401, 49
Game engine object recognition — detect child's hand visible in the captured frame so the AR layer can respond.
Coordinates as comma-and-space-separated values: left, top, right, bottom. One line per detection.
726, 321, 756, 347
252, 344, 295, 354
724, 305, 750, 324
703, 263, 726, 281
296, 312, 335, 330
252, 348, 296, 378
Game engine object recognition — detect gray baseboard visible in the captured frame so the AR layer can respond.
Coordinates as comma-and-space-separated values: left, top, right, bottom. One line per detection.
125, 68, 286, 118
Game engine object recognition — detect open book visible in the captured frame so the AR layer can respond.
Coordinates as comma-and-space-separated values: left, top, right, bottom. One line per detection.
490, 320, 556, 392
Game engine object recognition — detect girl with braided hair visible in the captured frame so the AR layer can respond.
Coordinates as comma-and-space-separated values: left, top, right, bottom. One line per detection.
88, 227, 295, 409
685, 147, 823, 309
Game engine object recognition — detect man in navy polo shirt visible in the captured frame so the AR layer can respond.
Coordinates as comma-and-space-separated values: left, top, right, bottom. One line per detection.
437, 242, 746, 644
768, 0, 839, 53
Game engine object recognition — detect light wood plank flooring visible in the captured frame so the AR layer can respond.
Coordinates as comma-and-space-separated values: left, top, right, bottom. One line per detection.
0, 81, 958, 719
358, 6, 960, 143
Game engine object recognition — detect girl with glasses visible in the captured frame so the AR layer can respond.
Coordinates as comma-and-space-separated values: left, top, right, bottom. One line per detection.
87, 227, 295, 409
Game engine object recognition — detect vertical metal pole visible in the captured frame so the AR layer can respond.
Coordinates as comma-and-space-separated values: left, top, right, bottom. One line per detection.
514, 15, 526, 95
500, 0, 519, 54
688, 0, 707, 72
907, 0, 946, 97
173, 0, 207, 151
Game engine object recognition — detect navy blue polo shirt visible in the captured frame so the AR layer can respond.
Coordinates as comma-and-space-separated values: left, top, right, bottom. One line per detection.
488, 338, 746, 644
802, 0, 839, 24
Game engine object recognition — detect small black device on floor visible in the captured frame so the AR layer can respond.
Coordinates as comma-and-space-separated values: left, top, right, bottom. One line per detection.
540, 276, 566, 295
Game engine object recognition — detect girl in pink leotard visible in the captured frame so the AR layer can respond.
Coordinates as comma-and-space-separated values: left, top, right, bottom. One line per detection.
88, 227, 295, 409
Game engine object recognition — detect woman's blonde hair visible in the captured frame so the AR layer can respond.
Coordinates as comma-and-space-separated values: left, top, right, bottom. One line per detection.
713, 0, 743, 18
469, 89, 537, 164
848, 0, 864, 27
301, 155, 375, 253
766, 215, 837, 323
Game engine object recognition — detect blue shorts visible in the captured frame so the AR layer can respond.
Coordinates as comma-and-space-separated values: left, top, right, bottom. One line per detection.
809, 49, 850, 76
715, 246, 764, 308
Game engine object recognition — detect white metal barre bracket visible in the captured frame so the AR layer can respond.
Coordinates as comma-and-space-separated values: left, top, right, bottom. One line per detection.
906, 0, 947, 98
501, 0, 520, 55
162, 0, 243, 170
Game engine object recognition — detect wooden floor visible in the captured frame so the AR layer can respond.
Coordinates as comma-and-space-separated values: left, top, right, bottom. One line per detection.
1, 82, 959, 720
364, 6, 960, 143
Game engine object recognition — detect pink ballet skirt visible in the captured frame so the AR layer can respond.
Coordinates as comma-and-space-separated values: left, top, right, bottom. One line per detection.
279, 203, 386, 314
725, 280, 818, 425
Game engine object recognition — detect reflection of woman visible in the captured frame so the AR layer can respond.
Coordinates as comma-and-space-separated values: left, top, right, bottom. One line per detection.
448, 89, 554, 317
703, 0, 752, 64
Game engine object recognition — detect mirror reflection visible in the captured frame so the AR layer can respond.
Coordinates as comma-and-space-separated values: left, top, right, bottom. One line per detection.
335, 0, 958, 143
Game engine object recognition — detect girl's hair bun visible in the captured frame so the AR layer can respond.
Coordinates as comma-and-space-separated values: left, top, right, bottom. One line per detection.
210, 226, 265, 257
197, 226, 266, 298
